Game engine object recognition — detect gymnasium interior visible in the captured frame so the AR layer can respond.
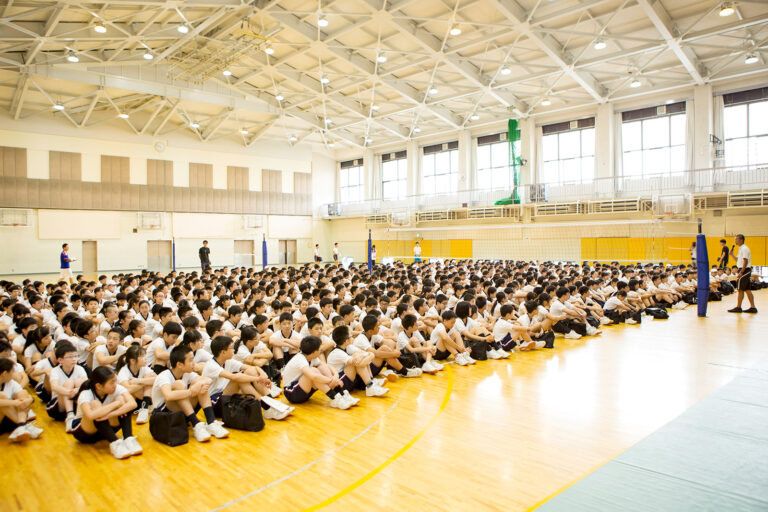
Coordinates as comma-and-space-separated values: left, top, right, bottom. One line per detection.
1, 0, 767, 510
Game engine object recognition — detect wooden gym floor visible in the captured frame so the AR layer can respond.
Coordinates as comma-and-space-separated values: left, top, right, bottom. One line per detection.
2, 292, 767, 512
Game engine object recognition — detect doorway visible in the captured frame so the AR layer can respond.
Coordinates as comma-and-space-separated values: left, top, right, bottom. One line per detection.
278, 240, 297, 265
81, 241, 98, 274
147, 240, 172, 270
234, 240, 254, 267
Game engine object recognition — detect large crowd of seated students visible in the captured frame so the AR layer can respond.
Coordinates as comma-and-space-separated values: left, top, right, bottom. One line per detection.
0, 258, 762, 459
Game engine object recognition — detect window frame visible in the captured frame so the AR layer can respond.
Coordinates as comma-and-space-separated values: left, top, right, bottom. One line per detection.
422, 142, 459, 196
338, 161, 363, 204
381, 152, 408, 201
723, 98, 768, 169
540, 121, 596, 185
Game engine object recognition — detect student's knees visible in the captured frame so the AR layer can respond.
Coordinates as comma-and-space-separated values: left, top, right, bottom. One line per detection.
171, 380, 186, 390
0, 391, 7, 400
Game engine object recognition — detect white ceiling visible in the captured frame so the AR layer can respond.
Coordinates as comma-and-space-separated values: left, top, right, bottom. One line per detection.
0, 0, 766, 151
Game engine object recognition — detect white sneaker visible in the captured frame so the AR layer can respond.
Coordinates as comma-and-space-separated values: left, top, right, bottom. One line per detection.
565, 330, 581, 339
498, 349, 511, 358
586, 325, 598, 336
9, 425, 30, 442
379, 369, 399, 382
27, 410, 36, 421
372, 378, 387, 387
123, 436, 143, 456
136, 407, 149, 425
534, 341, 546, 349
263, 407, 291, 420
405, 367, 422, 378
465, 353, 477, 364
673, 301, 687, 310
431, 360, 444, 370
206, 421, 229, 439
110, 439, 131, 460
329, 394, 351, 410
24, 423, 43, 439
625, 318, 637, 324
599, 316, 611, 325
343, 390, 360, 406
269, 386, 283, 398
366, 384, 389, 397
422, 361, 438, 373
65, 416, 76, 433
519, 340, 536, 351
487, 349, 501, 359
193, 422, 211, 442
455, 353, 469, 366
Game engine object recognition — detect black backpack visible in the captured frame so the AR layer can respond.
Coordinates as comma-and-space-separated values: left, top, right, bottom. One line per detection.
149, 409, 189, 446
646, 307, 669, 320
469, 340, 488, 361
221, 394, 265, 432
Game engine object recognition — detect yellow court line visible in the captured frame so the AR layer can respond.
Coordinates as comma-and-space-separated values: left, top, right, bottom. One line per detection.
301, 365, 455, 511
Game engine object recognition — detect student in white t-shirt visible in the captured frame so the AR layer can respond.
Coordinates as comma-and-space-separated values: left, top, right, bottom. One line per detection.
730, 234, 757, 313
71, 366, 139, 460
430, 310, 474, 366
282, 336, 352, 409
0, 358, 40, 442
329, 325, 387, 398
93, 329, 127, 370
46, 341, 88, 432
333, 243, 340, 263
115, 344, 156, 425
399, 314, 442, 373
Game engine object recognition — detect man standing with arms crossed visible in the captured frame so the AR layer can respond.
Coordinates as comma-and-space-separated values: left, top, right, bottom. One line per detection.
728, 234, 757, 314
199, 240, 211, 273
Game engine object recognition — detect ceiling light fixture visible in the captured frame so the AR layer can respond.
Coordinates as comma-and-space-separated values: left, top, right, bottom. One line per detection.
325, 118, 333, 125
190, 121, 200, 129
365, 137, 373, 144
289, 134, 298, 142
93, 23, 107, 33
66, 51, 79, 63
376, 53, 387, 63
118, 113, 129, 119
630, 78, 642, 88
328, 142, 335, 148
594, 38, 607, 50
320, 76, 330, 84
541, 98, 551, 106
470, 114, 480, 121
500, 66, 511, 75
719, 2, 735, 17
449, 26, 461, 36
222, 69, 232, 76
429, 87, 439, 95
317, 14, 328, 27
143, 51, 154, 60
177, 24, 189, 34
745, 52, 759, 64
275, 93, 284, 101
371, 104, 380, 111
240, 129, 248, 135
413, 127, 421, 133
52, 103, 65, 111
265, 46, 274, 55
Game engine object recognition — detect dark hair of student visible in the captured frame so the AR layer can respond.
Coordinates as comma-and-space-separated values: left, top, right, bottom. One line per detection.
182, 329, 202, 346
24, 326, 50, 350
524, 301, 538, 314
205, 319, 223, 337
211, 336, 233, 358
300, 335, 322, 355
402, 314, 417, 331
169, 345, 192, 368
163, 321, 182, 337
0, 358, 14, 374
77, 366, 116, 401
454, 301, 471, 320
73, 318, 95, 338
278, 312, 293, 323
499, 304, 516, 318
331, 325, 349, 346
115, 343, 144, 373
441, 310, 456, 321
54, 341, 77, 360
307, 317, 323, 331
361, 314, 378, 333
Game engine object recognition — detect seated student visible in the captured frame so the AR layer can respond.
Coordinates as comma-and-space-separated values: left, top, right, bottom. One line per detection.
47, 341, 89, 433
493, 304, 541, 352
71, 318, 105, 371
404, 313, 444, 372
203, 336, 291, 421
22, 326, 52, 377
151, 345, 228, 443
281, 335, 353, 410
12, 317, 38, 358
550, 288, 588, 339
305, 317, 336, 360
430, 310, 474, 366
145, 321, 182, 375
181, 329, 213, 373
98, 303, 119, 338
221, 306, 243, 339
454, 301, 506, 360
123, 319, 152, 348
351, 315, 421, 379
518, 301, 556, 348
269, 313, 302, 369
71, 366, 140, 460
329, 325, 387, 397
603, 290, 642, 324
30, 344, 58, 403
94, 328, 126, 370
0, 358, 42, 442
115, 344, 156, 425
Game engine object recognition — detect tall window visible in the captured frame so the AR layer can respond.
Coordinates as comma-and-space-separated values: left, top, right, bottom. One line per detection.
621, 102, 686, 177
723, 88, 768, 168
476, 133, 521, 190
381, 151, 408, 200
541, 118, 595, 184
339, 159, 363, 203
423, 141, 459, 195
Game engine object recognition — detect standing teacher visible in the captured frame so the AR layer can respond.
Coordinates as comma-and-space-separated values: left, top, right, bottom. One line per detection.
199, 240, 211, 272
728, 234, 757, 314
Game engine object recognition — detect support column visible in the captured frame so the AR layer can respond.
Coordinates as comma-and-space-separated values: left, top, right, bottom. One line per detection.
693, 84, 714, 170
458, 130, 472, 191
406, 140, 419, 196
595, 102, 614, 180
518, 117, 535, 186
363, 148, 376, 200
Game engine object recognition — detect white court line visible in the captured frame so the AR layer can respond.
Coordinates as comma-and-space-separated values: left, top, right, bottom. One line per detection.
209, 399, 402, 512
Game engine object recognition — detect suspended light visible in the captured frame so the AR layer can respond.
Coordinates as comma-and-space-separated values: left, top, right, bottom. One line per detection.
449, 26, 461, 36
719, 2, 735, 16
413, 127, 421, 133
240, 129, 248, 135
190, 121, 200, 129
177, 24, 189, 34
328, 142, 335, 148
320, 76, 330, 84
93, 23, 107, 33
429, 87, 439, 95
470, 114, 480, 121
376, 53, 387, 63
317, 15, 329, 27
289, 134, 298, 142
265, 46, 274, 55
500, 66, 511, 75
118, 113, 129, 119
143, 51, 154, 60
325, 118, 333, 125
222, 69, 232, 76
541, 98, 551, 106
594, 38, 607, 50
275, 93, 284, 102
53, 103, 65, 111
745, 53, 759, 64
365, 137, 373, 144
630, 78, 641, 88
66, 51, 79, 63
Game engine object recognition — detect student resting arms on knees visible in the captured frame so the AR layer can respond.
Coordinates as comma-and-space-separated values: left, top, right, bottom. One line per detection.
71, 366, 140, 460
282, 335, 354, 410
115, 344, 156, 425
0, 358, 42, 442
47, 341, 88, 433
430, 310, 475, 366
329, 325, 388, 398
398, 314, 442, 373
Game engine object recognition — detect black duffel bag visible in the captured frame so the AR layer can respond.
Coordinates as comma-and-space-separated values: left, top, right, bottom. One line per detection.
645, 307, 669, 320
221, 394, 265, 432
398, 351, 420, 369
149, 409, 189, 446
469, 340, 488, 361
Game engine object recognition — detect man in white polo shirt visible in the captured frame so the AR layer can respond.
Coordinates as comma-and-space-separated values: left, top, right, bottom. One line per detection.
728, 234, 757, 314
